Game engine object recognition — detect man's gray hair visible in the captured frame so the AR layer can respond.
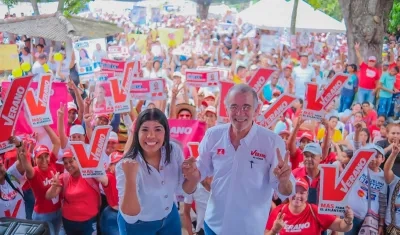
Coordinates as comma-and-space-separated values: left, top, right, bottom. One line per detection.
224, 83, 259, 108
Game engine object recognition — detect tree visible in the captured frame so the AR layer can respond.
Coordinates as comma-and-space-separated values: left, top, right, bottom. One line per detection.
339, 0, 394, 64
290, 0, 300, 35
389, 1, 400, 33
196, 0, 212, 20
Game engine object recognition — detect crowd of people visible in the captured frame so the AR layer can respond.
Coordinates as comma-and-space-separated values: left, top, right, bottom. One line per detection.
2, 6, 400, 235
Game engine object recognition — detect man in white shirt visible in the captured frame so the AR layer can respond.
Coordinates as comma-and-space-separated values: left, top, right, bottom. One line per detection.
92, 43, 107, 63
182, 84, 295, 235
31, 53, 47, 82
292, 54, 315, 98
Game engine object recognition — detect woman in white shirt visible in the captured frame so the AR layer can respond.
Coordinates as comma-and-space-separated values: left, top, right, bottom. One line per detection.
116, 108, 196, 235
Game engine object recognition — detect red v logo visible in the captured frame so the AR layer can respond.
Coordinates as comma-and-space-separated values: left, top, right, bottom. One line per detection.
70, 126, 111, 168
110, 61, 138, 103
24, 74, 52, 116
4, 199, 22, 218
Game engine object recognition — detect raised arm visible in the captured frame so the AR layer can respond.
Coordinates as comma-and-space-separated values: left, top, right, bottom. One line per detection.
57, 102, 68, 149
43, 125, 61, 156
10, 139, 34, 179
384, 142, 399, 184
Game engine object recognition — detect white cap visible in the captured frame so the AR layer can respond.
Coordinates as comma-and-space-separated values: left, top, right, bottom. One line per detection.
70, 125, 85, 135
204, 91, 216, 99
368, 56, 377, 61
303, 143, 322, 155
250, 64, 258, 70
205, 106, 217, 114
238, 50, 245, 55
173, 71, 182, 77
67, 102, 77, 112
108, 131, 118, 143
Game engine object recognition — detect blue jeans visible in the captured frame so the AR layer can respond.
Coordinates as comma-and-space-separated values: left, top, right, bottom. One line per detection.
204, 222, 217, 235
23, 188, 34, 220
117, 204, 181, 235
62, 216, 97, 235
339, 95, 354, 112
100, 206, 119, 235
344, 216, 364, 235
32, 209, 61, 235
357, 88, 375, 104
378, 97, 392, 117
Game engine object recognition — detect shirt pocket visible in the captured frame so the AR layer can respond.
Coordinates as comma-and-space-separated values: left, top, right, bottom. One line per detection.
242, 157, 269, 190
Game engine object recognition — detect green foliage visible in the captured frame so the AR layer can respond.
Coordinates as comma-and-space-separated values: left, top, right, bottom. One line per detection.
304, 0, 342, 21
63, 0, 91, 17
389, 1, 400, 33
1, 0, 19, 8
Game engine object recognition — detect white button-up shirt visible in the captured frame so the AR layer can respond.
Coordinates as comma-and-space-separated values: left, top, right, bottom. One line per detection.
196, 123, 296, 235
116, 141, 187, 224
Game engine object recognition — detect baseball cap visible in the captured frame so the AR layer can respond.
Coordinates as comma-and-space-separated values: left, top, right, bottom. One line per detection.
205, 106, 217, 114
279, 130, 290, 136
250, 64, 258, 70
296, 177, 309, 191
62, 149, 74, 159
34, 145, 50, 158
299, 132, 313, 142
363, 144, 385, 156
204, 91, 216, 100
173, 71, 182, 77
109, 131, 119, 143
67, 102, 77, 112
368, 56, 377, 62
284, 64, 293, 70
96, 114, 110, 121
223, 55, 231, 60
70, 125, 85, 135
303, 143, 322, 156
110, 152, 124, 164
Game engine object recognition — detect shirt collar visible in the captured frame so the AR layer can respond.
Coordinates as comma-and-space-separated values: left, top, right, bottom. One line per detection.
227, 122, 258, 147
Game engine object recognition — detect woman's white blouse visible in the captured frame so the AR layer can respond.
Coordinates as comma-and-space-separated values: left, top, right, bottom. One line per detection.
116, 141, 187, 224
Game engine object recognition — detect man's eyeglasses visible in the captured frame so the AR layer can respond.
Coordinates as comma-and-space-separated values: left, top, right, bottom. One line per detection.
229, 104, 252, 113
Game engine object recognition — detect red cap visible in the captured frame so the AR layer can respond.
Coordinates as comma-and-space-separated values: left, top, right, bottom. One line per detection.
110, 152, 123, 164
62, 150, 74, 158
279, 130, 290, 136
296, 177, 309, 191
299, 132, 313, 142
34, 145, 50, 158
96, 114, 110, 121
284, 64, 293, 70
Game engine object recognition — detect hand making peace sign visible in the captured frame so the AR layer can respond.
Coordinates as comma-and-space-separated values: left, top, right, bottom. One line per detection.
273, 148, 291, 183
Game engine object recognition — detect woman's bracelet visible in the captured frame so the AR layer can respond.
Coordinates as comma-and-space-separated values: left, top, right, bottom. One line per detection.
343, 218, 353, 226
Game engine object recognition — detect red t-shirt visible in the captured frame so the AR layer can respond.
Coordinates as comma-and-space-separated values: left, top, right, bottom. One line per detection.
290, 148, 304, 170
321, 152, 336, 164
60, 174, 100, 222
103, 172, 118, 208
28, 154, 61, 213
389, 62, 400, 90
266, 203, 336, 234
368, 125, 381, 142
358, 62, 379, 90
363, 110, 377, 126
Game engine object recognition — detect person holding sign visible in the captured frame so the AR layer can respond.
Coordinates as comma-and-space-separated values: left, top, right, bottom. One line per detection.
116, 108, 194, 235
182, 84, 295, 235
45, 150, 108, 235
265, 178, 354, 235
384, 140, 400, 232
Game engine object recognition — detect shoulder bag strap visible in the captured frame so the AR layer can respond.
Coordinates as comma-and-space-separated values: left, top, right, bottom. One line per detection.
390, 179, 400, 226
367, 170, 372, 210
4, 174, 24, 201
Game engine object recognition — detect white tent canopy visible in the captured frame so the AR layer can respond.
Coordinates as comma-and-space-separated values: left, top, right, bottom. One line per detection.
239, 0, 346, 33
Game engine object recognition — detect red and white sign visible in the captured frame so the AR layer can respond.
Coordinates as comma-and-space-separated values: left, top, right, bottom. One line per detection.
256, 94, 297, 128
218, 81, 235, 123
108, 46, 129, 58
302, 73, 348, 121
318, 149, 376, 215
247, 68, 275, 94
185, 70, 219, 87
93, 81, 114, 115
110, 61, 139, 113
130, 78, 167, 101
0, 75, 33, 153
70, 125, 112, 178
169, 120, 206, 159
197, 66, 230, 81
101, 58, 125, 73
96, 71, 115, 81
24, 74, 53, 127
187, 142, 200, 158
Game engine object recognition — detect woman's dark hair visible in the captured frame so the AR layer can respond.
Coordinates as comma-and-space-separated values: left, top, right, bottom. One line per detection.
153, 60, 161, 68
23, 46, 30, 54
348, 64, 357, 72
360, 128, 370, 143
125, 108, 172, 173
328, 70, 335, 78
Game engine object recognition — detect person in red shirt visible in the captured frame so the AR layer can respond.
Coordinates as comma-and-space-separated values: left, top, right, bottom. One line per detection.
288, 117, 314, 170
361, 101, 378, 126
355, 43, 380, 104
265, 178, 354, 235
45, 150, 108, 235
18, 125, 62, 235
368, 115, 386, 142
101, 151, 123, 235
66, 102, 82, 137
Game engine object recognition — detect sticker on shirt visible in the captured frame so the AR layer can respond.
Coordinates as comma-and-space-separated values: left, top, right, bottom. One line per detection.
217, 148, 225, 155
250, 150, 266, 161
366, 68, 376, 78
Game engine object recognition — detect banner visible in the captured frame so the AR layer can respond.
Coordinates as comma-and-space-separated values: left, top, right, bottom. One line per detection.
127, 34, 148, 54
93, 81, 114, 115
0, 75, 33, 153
0, 44, 19, 70
185, 70, 219, 87
157, 28, 184, 48
24, 74, 53, 127
73, 39, 107, 82
169, 120, 206, 159
110, 61, 140, 113
218, 81, 235, 123
70, 125, 111, 178
260, 35, 277, 53
302, 74, 348, 121
107, 46, 129, 59
187, 142, 200, 158
247, 68, 275, 94
197, 66, 231, 81
96, 71, 115, 81
151, 7, 161, 22
101, 58, 125, 73
1, 82, 69, 135
130, 78, 166, 101
256, 94, 297, 128
318, 149, 376, 215
130, 6, 147, 25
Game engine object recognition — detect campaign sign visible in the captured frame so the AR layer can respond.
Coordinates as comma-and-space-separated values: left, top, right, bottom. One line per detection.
302, 74, 348, 121
93, 81, 114, 115
0, 75, 33, 153
70, 126, 112, 178
256, 94, 297, 128
130, 78, 166, 101
218, 81, 235, 123
101, 58, 125, 73
107, 46, 129, 59
24, 74, 53, 127
318, 149, 376, 215
187, 142, 200, 158
110, 61, 139, 113
169, 120, 206, 159
186, 70, 219, 87
247, 68, 275, 95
